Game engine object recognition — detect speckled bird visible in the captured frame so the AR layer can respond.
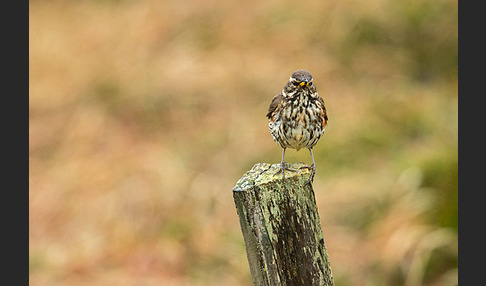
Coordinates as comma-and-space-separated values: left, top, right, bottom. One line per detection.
266, 69, 328, 184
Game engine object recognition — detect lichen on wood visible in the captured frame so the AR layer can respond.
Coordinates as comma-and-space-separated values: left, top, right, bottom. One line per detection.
233, 163, 334, 286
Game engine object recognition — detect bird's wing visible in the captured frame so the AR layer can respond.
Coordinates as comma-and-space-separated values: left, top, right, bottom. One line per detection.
266, 93, 284, 120
318, 95, 328, 127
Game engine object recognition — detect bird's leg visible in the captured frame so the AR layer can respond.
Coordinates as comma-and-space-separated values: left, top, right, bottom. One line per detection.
309, 148, 316, 184
300, 148, 316, 185
274, 148, 295, 180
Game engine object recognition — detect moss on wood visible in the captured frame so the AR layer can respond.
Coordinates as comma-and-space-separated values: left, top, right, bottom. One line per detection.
233, 163, 334, 286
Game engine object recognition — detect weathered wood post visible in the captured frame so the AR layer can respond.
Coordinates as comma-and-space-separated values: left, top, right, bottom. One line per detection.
233, 163, 334, 286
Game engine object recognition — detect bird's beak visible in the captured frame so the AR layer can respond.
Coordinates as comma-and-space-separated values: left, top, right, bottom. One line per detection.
299, 82, 310, 87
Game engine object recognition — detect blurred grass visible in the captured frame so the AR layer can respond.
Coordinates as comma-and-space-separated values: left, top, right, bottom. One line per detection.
29, 0, 457, 285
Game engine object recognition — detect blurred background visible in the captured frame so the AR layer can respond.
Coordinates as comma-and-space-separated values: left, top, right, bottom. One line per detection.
29, 0, 457, 285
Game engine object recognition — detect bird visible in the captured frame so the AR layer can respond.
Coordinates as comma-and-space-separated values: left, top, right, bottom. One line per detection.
266, 69, 328, 184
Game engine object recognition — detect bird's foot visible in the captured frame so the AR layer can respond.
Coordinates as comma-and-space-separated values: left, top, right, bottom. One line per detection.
274, 162, 296, 181
300, 164, 316, 186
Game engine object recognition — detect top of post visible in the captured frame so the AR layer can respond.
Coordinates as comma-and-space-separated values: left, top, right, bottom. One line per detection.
233, 162, 312, 192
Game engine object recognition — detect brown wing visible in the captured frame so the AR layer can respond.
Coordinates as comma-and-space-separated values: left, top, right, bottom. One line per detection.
266, 93, 284, 120
317, 95, 328, 127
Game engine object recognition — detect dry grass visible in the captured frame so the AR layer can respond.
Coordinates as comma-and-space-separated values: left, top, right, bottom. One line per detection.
30, 0, 457, 285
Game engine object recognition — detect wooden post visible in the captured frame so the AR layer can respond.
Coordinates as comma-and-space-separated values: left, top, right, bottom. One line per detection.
233, 163, 334, 286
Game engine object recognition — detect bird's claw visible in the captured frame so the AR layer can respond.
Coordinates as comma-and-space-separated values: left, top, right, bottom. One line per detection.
274, 162, 296, 181
300, 164, 315, 186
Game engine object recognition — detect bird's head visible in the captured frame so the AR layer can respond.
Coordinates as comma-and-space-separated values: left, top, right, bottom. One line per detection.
289, 69, 313, 88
